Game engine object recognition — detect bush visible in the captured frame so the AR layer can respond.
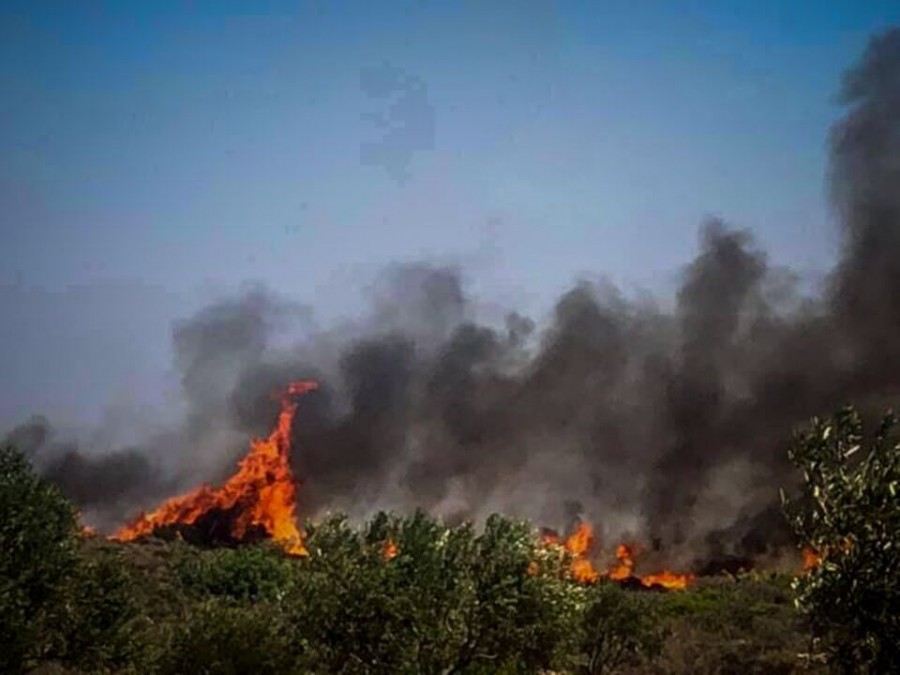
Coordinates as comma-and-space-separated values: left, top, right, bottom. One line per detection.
177, 544, 294, 602
286, 510, 583, 674
577, 582, 664, 674
651, 577, 810, 674
0, 445, 78, 671
152, 600, 298, 675
785, 407, 900, 673
54, 549, 146, 672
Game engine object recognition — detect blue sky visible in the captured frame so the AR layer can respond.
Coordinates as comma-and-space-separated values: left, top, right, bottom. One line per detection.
2, 1, 900, 429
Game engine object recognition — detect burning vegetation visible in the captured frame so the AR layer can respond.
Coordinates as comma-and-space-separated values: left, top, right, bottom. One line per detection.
113, 381, 318, 556
540, 522, 695, 590
110, 378, 700, 586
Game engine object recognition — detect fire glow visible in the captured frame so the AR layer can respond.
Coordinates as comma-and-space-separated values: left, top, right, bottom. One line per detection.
541, 522, 696, 590
112, 381, 318, 556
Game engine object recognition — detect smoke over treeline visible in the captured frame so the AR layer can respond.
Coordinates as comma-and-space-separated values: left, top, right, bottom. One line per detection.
6, 29, 900, 568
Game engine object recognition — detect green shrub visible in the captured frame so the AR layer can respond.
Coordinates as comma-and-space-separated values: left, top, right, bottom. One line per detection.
152, 600, 298, 675
785, 407, 900, 673
652, 577, 811, 674
54, 548, 146, 672
177, 544, 294, 602
576, 582, 664, 674
286, 511, 583, 674
0, 445, 78, 671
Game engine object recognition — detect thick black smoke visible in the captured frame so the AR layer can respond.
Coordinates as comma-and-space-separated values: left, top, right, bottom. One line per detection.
5, 29, 900, 568
3, 415, 167, 529
830, 28, 900, 387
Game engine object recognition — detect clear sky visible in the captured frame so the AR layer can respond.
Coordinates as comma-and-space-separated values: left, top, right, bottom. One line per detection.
2, 1, 900, 430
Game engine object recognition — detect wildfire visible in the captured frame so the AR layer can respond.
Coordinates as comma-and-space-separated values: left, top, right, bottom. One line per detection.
541, 521, 695, 590
565, 522, 601, 583
608, 543, 636, 581
541, 522, 601, 583
802, 547, 821, 571
106, 377, 696, 589
112, 380, 318, 556
640, 570, 695, 591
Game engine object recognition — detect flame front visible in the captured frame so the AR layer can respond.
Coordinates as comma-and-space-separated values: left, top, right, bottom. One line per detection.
640, 569, 695, 590
541, 521, 694, 590
112, 380, 317, 555
608, 543, 636, 581
541, 522, 601, 583
565, 522, 601, 583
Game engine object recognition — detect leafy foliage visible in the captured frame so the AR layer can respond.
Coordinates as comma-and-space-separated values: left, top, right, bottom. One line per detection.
153, 600, 298, 675
289, 510, 584, 673
0, 445, 79, 671
785, 407, 900, 672
177, 543, 293, 601
577, 582, 664, 674
53, 548, 146, 672
651, 575, 810, 674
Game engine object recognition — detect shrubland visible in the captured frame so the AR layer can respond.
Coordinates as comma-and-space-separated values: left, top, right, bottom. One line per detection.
6, 402, 897, 673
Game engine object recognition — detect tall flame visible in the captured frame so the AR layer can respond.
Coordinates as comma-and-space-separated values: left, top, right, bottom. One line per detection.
565, 521, 601, 583
608, 543, 636, 581
112, 380, 317, 555
541, 521, 601, 583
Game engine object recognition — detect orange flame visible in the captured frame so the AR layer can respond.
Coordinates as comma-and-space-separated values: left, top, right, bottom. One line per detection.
112, 381, 317, 556
608, 543, 636, 581
539, 521, 695, 590
545, 521, 600, 583
382, 539, 398, 561
566, 522, 601, 583
802, 547, 821, 571
639, 569, 695, 590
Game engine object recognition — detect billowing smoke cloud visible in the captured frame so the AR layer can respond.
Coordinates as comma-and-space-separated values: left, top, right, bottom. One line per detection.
5, 29, 900, 569
830, 28, 900, 387
3, 415, 166, 529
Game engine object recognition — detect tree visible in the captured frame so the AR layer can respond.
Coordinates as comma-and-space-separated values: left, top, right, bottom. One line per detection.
577, 582, 664, 674
785, 407, 900, 673
177, 543, 294, 602
153, 599, 298, 675
54, 547, 146, 672
0, 445, 79, 671
285, 511, 583, 674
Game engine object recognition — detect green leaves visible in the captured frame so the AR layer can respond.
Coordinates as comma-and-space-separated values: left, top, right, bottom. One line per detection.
785, 408, 900, 672
0, 445, 79, 671
177, 544, 294, 602
284, 510, 583, 674
578, 582, 664, 674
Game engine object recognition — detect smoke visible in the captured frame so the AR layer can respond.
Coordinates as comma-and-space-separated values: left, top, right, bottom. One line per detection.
830, 28, 900, 385
3, 415, 166, 529
5, 28, 900, 568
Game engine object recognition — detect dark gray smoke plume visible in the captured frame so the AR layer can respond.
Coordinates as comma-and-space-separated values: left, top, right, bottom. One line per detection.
5, 29, 900, 569
830, 28, 900, 386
